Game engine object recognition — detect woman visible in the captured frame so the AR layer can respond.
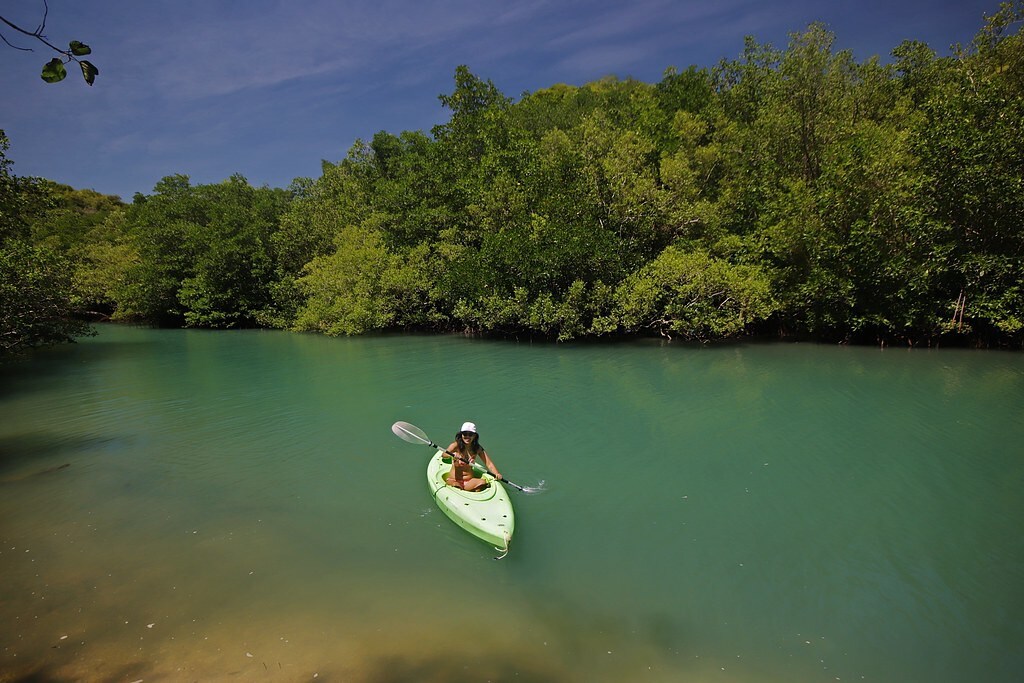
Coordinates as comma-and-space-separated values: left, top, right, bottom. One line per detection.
444, 422, 503, 491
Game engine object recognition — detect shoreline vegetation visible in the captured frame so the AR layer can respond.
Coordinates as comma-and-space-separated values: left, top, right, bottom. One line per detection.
3, 5, 1022, 357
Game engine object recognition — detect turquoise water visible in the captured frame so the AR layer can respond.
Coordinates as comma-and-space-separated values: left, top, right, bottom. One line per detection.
1, 325, 1022, 682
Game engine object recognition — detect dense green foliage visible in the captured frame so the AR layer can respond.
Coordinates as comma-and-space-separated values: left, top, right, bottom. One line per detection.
1, 132, 96, 357
4, 4, 1022, 352
105, 174, 293, 328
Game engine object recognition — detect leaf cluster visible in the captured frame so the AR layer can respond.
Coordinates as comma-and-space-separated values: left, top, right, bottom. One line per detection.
1, 3, 99, 86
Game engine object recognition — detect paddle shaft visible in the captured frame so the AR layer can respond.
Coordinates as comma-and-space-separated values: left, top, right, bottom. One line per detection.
432, 442, 527, 493
391, 421, 528, 492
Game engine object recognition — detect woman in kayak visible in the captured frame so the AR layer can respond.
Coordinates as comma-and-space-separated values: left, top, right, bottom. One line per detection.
444, 422, 503, 491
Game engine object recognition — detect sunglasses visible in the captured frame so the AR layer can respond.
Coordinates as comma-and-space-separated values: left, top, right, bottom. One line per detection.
459, 431, 476, 437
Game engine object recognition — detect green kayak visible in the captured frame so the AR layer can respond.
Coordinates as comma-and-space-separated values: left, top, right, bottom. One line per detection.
426, 449, 515, 555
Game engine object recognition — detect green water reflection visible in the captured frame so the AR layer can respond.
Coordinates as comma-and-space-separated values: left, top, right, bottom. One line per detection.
1, 325, 1022, 682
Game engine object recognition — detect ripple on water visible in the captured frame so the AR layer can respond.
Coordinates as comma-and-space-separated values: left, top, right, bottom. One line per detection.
1, 327, 1022, 682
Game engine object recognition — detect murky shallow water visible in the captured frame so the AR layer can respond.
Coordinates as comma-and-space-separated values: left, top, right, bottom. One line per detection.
2, 325, 1022, 682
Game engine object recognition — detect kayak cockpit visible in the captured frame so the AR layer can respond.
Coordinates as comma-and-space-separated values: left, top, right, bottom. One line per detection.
427, 450, 515, 553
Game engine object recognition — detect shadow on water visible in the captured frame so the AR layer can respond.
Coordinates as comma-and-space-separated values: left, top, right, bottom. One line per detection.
3, 657, 557, 683
0, 432, 119, 479
360, 654, 559, 683
2, 661, 148, 683
525, 589, 694, 660
0, 331, 160, 400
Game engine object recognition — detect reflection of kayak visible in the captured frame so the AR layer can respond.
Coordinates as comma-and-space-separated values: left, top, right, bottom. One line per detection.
426, 449, 514, 555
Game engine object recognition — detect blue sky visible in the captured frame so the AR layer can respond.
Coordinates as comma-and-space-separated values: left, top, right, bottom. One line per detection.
0, 0, 999, 200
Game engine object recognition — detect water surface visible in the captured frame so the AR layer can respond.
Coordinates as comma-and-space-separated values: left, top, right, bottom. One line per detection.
1, 325, 1022, 682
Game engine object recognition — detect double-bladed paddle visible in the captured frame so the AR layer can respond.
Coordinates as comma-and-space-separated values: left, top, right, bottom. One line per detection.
391, 420, 531, 493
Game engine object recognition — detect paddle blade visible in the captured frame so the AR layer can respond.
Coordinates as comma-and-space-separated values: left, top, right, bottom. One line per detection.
391, 421, 433, 446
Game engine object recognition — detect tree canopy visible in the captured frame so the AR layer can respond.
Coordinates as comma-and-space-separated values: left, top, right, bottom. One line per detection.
4, 3, 1023, 356
1, 131, 95, 356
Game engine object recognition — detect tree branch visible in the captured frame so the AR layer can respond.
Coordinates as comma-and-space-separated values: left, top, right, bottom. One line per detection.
0, 1, 61, 53
0, 1, 98, 85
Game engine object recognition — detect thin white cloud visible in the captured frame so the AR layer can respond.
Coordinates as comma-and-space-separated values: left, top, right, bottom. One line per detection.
113, 0, 528, 100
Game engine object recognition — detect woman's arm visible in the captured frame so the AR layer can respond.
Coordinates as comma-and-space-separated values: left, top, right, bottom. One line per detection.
480, 449, 502, 480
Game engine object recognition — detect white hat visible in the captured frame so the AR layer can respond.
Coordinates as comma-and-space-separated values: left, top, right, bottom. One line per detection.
460, 422, 477, 433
